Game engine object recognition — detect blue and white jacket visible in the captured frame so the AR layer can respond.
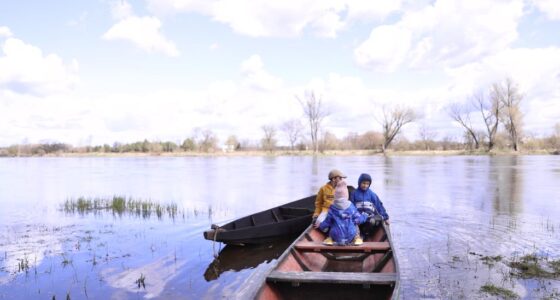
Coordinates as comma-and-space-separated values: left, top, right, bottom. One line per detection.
350, 173, 389, 220
319, 199, 366, 245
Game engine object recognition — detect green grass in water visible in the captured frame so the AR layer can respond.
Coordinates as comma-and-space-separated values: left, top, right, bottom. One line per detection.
62, 196, 179, 219
508, 253, 560, 279
480, 284, 518, 299
480, 255, 503, 265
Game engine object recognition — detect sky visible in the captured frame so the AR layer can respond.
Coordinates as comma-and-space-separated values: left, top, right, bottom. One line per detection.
0, 0, 559, 147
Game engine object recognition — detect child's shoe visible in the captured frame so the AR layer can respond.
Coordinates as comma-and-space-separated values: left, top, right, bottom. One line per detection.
323, 237, 334, 245
352, 236, 363, 245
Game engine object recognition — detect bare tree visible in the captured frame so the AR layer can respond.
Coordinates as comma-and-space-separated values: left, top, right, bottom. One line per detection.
494, 78, 523, 151
297, 91, 329, 153
261, 125, 277, 152
199, 129, 218, 152
419, 122, 437, 150
380, 105, 416, 152
359, 131, 384, 150
448, 102, 480, 150
472, 89, 501, 151
280, 119, 303, 150
321, 131, 340, 151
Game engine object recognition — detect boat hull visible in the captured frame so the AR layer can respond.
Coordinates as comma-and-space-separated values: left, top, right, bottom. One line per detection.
203, 195, 315, 245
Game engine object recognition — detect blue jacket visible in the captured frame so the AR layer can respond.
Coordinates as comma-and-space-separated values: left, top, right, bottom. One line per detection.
319, 200, 365, 245
350, 173, 389, 220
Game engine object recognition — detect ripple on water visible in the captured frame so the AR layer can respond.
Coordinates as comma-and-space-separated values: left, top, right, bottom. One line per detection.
394, 208, 560, 299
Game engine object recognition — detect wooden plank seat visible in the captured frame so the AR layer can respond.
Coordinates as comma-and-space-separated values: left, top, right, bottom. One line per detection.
294, 241, 390, 253
267, 271, 397, 285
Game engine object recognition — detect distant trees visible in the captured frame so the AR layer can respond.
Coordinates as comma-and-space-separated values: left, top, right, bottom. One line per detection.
496, 78, 524, 151
0, 77, 548, 156
345, 131, 383, 150
297, 91, 329, 153
448, 102, 481, 150
552, 123, 560, 151
225, 135, 240, 151
181, 138, 196, 151
449, 78, 525, 152
473, 88, 501, 151
261, 125, 277, 152
281, 119, 303, 150
419, 123, 437, 151
199, 129, 218, 152
380, 105, 417, 152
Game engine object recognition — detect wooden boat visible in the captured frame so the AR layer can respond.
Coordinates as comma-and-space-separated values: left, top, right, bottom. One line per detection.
250, 223, 400, 299
203, 195, 316, 245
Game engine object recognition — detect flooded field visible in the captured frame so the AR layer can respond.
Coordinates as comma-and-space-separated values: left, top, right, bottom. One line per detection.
0, 155, 559, 299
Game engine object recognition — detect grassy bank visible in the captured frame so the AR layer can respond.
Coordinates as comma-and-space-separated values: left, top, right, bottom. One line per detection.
13, 148, 559, 158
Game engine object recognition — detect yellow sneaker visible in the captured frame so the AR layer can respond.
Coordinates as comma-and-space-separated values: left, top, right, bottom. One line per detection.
353, 236, 363, 246
323, 237, 334, 246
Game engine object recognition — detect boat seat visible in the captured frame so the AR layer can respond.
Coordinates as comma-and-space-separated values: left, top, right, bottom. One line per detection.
267, 271, 396, 285
294, 241, 390, 253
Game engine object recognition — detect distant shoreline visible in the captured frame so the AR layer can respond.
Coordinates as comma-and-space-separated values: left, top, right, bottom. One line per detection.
2, 149, 558, 158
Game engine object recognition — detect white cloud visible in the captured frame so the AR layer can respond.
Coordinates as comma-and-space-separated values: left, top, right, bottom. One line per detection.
240, 55, 283, 91
0, 26, 13, 38
344, 0, 403, 21
109, 0, 134, 20
532, 0, 560, 20
145, 0, 401, 38
354, 25, 412, 72
355, 0, 525, 71
146, 0, 214, 15
310, 10, 345, 38
102, 16, 179, 57
0, 38, 79, 96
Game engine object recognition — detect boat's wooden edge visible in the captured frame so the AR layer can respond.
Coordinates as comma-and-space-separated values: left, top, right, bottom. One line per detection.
294, 241, 390, 252
266, 271, 397, 285
382, 222, 401, 299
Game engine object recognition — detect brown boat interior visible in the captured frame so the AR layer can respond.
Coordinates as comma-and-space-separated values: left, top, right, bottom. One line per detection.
259, 226, 397, 300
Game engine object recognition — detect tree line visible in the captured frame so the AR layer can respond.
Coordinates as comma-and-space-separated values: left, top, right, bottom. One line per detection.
1, 78, 559, 157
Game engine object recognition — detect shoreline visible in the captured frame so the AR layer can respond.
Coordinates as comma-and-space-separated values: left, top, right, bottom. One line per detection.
2, 149, 558, 158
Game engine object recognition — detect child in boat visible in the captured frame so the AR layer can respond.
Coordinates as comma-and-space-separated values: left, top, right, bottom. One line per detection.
350, 173, 389, 237
319, 180, 366, 246
312, 169, 346, 228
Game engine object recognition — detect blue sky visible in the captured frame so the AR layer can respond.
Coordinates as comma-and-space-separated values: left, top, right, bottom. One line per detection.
0, 0, 559, 147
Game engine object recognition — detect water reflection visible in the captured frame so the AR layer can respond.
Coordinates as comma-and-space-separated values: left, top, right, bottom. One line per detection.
203, 238, 293, 281
492, 156, 522, 215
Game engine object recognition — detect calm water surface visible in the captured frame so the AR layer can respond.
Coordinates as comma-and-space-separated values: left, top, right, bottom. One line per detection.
0, 156, 559, 299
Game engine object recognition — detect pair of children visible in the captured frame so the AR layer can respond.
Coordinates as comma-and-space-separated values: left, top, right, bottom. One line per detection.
315, 171, 389, 246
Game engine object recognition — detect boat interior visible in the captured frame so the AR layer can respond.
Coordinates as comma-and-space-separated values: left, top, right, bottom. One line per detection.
259, 225, 397, 300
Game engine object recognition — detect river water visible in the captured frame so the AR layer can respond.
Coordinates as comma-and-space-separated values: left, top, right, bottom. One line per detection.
0, 155, 559, 299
